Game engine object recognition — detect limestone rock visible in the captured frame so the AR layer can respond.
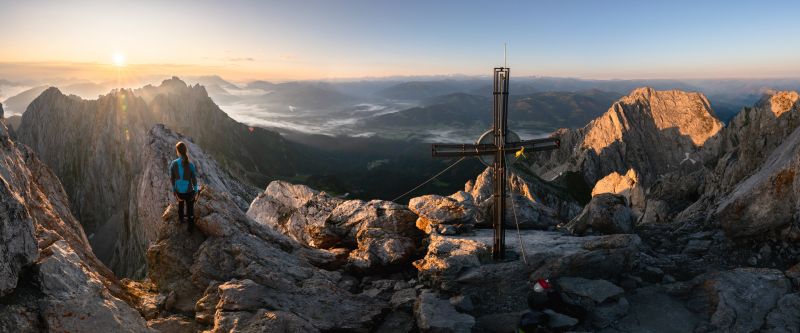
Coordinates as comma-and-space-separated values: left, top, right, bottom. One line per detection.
591, 169, 645, 216
705, 91, 800, 196
115, 124, 258, 278
531, 87, 723, 188
715, 121, 800, 238
557, 277, 624, 309
36, 240, 151, 332
414, 290, 475, 333
147, 187, 387, 332
461, 167, 582, 229
687, 268, 790, 332
415, 230, 640, 316
0, 120, 147, 332
563, 193, 634, 235
248, 181, 421, 271
678, 91, 800, 231
408, 194, 475, 234
247, 181, 342, 247
0, 177, 37, 296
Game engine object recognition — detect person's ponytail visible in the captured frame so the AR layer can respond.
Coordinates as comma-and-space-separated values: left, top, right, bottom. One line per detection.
175, 141, 190, 166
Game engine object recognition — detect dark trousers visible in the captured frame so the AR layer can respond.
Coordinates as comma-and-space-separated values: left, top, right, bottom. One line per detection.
177, 192, 195, 224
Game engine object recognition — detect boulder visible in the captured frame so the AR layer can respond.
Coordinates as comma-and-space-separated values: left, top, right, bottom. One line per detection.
563, 193, 634, 235
247, 181, 343, 247
591, 169, 645, 217
414, 290, 475, 333
408, 194, 475, 235
557, 277, 624, 309
248, 181, 421, 271
687, 268, 791, 332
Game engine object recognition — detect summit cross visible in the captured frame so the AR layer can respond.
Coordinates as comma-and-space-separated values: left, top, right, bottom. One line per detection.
431, 67, 561, 260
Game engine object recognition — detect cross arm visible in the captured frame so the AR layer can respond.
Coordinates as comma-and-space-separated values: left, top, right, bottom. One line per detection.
431, 143, 498, 157
506, 137, 561, 152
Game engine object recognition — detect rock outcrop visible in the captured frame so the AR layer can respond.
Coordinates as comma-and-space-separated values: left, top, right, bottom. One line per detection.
0, 121, 149, 332
591, 169, 645, 217
246, 181, 422, 272
563, 193, 635, 236
114, 124, 258, 277
715, 119, 800, 239
706, 91, 800, 196
409, 166, 583, 236
140, 187, 388, 332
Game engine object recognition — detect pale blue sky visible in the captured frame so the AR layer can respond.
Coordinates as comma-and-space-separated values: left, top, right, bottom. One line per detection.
1, 0, 798, 80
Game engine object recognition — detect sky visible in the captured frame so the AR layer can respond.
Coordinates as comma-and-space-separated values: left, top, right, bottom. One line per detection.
1, 0, 799, 82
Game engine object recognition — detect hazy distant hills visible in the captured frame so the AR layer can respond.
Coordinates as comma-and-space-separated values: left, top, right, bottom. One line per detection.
2, 85, 49, 115
375, 79, 488, 100
190, 77, 359, 110
361, 90, 623, 140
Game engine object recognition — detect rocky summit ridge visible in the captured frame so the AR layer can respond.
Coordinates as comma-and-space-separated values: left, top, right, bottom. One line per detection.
2, 85, 800, 332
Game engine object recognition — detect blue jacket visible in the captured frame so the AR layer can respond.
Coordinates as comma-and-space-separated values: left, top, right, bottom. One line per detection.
169, 158, 198, 193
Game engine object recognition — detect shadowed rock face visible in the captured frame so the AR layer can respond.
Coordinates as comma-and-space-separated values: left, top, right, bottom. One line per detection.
685, 268, 791, 332
705, 91, 800, 196
0, 121, 148, 332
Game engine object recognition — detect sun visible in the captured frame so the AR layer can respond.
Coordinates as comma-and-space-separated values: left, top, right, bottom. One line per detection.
112, 53, 126, 67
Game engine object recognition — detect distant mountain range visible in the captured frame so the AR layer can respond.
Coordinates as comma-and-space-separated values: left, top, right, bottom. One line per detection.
362, 90, 623, 133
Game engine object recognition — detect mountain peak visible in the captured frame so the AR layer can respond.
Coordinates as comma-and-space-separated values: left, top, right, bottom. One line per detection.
763, 91, 800, 117
583, 87, 722, 153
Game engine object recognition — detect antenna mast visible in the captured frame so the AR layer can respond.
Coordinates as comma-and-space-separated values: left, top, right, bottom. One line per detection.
504, 43, 507, 68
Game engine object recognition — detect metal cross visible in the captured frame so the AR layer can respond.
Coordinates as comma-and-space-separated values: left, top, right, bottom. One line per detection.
431, 67, 561, 260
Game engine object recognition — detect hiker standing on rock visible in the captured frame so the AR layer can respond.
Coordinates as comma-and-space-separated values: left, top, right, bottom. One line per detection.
170, 141, 199, 231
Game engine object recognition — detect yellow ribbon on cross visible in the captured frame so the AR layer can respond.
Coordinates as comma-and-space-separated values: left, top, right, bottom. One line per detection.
515, 146, 526, 159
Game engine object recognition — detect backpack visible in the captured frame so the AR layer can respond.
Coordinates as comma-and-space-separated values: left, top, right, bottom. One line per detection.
173, 160, 193, 194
